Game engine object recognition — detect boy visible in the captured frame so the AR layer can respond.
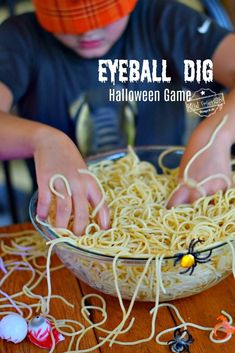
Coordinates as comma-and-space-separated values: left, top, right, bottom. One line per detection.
0, 0, 234, 235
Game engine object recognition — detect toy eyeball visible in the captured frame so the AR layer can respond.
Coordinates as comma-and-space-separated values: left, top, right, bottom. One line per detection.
28, 315, 64, 349
28, 316, 48, 330
0, 314, 28, 343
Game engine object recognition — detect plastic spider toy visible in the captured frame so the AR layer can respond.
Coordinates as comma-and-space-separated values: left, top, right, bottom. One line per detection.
174, 239, 212, 275
213, 315, 235, 339
168, 328, 194, 353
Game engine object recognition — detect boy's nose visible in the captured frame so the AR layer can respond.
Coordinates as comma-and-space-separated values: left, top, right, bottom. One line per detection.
80, 29, 104, 40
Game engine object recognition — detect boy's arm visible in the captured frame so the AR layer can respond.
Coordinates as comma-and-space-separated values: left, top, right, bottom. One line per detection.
0, 82, 12, 112
0, 82, 109, 234
169, 34, 235, 206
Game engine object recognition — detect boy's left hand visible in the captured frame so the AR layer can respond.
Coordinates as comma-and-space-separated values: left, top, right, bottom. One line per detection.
168, 115, 233, 207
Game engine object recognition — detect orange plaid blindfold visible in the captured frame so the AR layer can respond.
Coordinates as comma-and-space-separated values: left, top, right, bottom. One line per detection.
33, 0, 137, 34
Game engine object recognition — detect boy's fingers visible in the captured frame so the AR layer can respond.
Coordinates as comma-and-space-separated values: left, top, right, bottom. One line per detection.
55, 195, 72, 229
96, 203, 110, 230
48, 177, 72, 229
167, 178, 228, 207
167, 184, 190, 208
37, 175, 110, 234
202, 178, 230, 195
72, 192, 89, 235
87, 181, 110, 230
37, 188, 51, 220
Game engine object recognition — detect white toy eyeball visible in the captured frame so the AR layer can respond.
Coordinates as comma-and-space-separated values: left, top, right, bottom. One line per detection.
0, 314, 28, 343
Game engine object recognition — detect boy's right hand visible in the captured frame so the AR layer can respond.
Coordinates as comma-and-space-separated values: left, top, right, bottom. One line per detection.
34, 128, 110, 235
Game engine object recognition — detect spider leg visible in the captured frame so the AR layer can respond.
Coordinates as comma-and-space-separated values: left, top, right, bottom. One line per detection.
196, 249, 212, 261
174, 254, 184, 266
188, 239, 196, 251
179, 267, 192, 275
196, 258, 211, 264
174, 328, 183, 338
190, 239, 202, 253
167, 340, 175, 346
180, 331, 194, 344
168, 340, 179, 352
188, 265, 195, 276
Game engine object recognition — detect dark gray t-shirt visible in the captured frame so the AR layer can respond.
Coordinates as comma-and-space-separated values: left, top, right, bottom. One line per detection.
0, 0, 230, 155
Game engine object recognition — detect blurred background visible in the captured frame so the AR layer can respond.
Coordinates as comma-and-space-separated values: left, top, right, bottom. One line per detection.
0, 0, 234, 226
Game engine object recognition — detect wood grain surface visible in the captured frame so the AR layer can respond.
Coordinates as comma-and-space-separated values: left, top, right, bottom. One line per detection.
0, 223, 234, 353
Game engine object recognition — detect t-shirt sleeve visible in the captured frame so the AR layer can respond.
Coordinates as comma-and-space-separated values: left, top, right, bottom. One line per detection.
0, 17, 35, 105
153, 1, 232, 90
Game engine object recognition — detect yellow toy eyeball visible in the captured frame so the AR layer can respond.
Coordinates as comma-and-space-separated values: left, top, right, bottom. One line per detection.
180, 254, 195, 268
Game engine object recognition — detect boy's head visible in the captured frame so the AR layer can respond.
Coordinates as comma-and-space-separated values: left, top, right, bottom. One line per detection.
33, 0, 137, 58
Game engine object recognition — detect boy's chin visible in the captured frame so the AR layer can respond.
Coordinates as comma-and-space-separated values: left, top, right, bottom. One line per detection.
74, 45, 110, 59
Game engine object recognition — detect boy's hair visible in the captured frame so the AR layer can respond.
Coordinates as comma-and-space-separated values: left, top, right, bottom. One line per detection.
33, 0, 137, 34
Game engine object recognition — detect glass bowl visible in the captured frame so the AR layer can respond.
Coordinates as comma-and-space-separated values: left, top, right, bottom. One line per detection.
29, 146, 234, 302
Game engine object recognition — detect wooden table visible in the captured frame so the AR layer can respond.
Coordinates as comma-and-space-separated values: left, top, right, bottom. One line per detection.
1, 223, 235, 353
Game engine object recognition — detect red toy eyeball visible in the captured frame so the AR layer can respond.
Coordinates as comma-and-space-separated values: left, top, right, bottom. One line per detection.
28, 316, 64, 349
